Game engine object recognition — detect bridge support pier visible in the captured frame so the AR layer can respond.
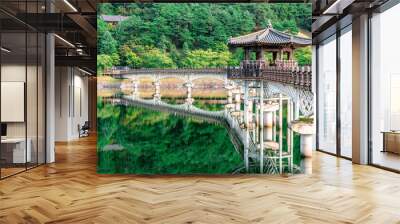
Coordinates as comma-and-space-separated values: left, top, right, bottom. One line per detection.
278, 94, 283, 174
263, 102, 279, 127
255, 102, 260, 145
291, 121, 315, 158
263, 102, 279, 142
248, 100, 253, 123
185, 82, 194, 105
287, 98, 293, 173
228, 90, 233, 104
243, 81, 250, 172
234, 91, 241, 111
133, 81, 139, 98
259, 81, 264, 174
278, 94, 283, 129
225, 82, 236, 105
300, 134, 313, 157
153, 79, 161, 102
294, 100, 300, 120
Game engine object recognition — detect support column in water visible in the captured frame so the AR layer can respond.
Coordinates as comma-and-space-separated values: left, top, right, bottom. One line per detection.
259, 81, 264, 173
287, 98, 293, 173
224, 83, 236, 113
243, 81, 249, 171
225, 81, 235, 104
279, 94, 283, 174
263, 102, 279, 142
294, 100, 300, 120
153, 78, 161, 102
234, 90, 241, 112
248, 99, 253, 124
255, 101, 259, 144
133, 80, 139, 99
291, 121, 315, 158
185, 81, 194, 105
125, 78, 139, 99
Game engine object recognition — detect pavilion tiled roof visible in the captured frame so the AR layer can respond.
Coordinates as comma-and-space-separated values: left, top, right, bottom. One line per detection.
228, 24, 311, 48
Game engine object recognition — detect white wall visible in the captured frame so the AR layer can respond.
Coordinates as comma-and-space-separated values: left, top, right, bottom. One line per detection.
1, 64, 26, 139
1, 63, 46, 164
55, 67, 89, 141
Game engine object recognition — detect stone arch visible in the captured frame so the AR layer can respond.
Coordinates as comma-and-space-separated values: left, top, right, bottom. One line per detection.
159, 77, 186, 101
191, 77, 227, 99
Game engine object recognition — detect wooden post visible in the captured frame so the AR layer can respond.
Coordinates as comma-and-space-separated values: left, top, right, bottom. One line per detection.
259, 81, 264, 173
256, 48, 264, 61
289, 48, 294, 60
244, 48, 251, 61
277, 49, 282, 60
243, 81, 249, 171
279, 94, 283, 174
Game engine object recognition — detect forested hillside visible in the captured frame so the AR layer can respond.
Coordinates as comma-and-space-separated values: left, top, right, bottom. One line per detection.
97, 3, 311, 72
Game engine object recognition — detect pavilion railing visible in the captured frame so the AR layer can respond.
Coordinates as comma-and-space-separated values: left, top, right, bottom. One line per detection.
239, 60, 267, 77
227, 63, 312, 91
103, 63, 312, 90
275, 59, 298, 68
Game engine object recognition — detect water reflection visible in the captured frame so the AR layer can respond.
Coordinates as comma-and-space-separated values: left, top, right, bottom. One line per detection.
98, 76, 302, 174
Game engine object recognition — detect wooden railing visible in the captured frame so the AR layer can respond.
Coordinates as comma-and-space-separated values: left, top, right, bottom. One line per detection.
103, 63, 312, 91
275, 59, 298, 68
227, 65, 312, 91
104, 67, 226, 75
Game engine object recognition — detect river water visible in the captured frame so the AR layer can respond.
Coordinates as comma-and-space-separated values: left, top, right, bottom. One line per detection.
97, 77, 302, 174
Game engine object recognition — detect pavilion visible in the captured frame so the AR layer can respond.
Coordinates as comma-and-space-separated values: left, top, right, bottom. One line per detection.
228, 22, 311, 67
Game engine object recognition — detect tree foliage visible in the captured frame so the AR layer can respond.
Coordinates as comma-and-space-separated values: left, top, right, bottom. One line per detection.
97, 19, 118, 55
294, 46, 312, 66
98, 3, 312, 69
181, 49, 231, 68
97, 54, 113, 74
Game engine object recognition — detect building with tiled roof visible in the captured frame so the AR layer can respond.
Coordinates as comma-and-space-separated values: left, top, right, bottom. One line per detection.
100, 15, 128, 24
228, 22, 311, 66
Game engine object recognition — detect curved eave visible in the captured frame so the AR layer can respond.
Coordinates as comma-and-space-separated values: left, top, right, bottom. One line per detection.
227, 41, 310, 49
227, 27, 311, 49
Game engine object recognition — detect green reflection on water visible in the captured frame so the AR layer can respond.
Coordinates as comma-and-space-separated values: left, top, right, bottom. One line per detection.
97, 100, 243, 174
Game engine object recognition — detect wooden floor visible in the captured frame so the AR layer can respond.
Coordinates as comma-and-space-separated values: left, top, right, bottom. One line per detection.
372, 150, 400, 171
1, 135, 400, 223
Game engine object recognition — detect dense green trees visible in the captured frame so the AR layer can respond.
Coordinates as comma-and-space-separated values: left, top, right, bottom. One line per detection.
97, 3, 311, 71
181, 49, 231, 68
294, 46, 312, 66
98, 19, 118, 55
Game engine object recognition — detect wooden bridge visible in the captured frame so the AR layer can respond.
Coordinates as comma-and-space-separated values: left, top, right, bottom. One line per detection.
102, 63, 314, 174
227, 62, 312, 91
104, 66, 312, 92
104, 66, 314, 117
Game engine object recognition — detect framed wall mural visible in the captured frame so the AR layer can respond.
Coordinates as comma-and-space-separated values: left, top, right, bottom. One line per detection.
97, 3, 313, 175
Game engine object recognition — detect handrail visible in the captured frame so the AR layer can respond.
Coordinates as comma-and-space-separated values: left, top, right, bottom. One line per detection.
227, 65, 312, 91
105, 67, 226, 75
103, 66, 312, 91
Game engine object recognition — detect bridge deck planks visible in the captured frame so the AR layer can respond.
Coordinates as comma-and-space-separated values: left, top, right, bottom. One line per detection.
0, 135, 400, 223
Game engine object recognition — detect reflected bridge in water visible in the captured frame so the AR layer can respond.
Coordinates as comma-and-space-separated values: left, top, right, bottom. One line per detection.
104, 67, 315, 174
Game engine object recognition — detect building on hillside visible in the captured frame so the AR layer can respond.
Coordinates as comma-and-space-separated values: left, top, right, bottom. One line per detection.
228, 22, 311, 68
100, 15, 128, 25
